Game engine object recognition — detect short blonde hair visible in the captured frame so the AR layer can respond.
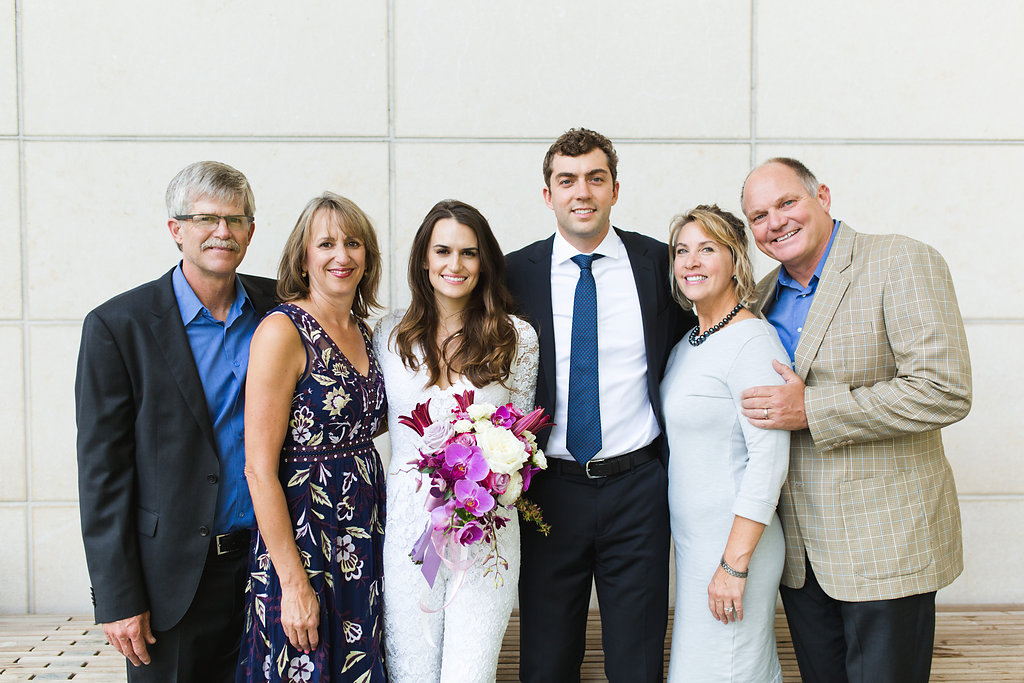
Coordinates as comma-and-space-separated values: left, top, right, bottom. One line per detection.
668, 204, 756, 310
277, 192, 382, 319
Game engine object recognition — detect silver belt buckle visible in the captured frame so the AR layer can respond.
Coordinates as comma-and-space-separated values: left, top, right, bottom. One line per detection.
584, 459, 605, 480
215, 533, 230, 555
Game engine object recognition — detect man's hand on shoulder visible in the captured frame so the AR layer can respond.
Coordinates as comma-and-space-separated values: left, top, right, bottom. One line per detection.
740, 359, 808, 430
102, 611, 156, 667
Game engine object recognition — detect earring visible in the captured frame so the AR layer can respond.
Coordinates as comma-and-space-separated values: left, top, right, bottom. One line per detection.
301, 270, 307, 278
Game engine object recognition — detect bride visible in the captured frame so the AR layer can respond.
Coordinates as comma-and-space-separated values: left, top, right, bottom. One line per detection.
373, 199, 539, 682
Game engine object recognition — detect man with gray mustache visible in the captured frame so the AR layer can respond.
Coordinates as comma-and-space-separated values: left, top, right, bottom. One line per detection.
76, 161, 277, 681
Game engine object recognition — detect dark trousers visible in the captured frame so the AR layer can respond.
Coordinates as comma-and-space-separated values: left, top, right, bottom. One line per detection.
780, 557, 936, 683
127, 544, 248, 683
518, 456, 669, 683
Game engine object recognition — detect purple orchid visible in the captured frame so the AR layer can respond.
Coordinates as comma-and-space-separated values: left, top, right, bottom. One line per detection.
454, 479, 496, 517
522, 464, 540, 492
431, 500, 456, 531
491, 404, 515, 428
442, 442, 489, 482
455, 520, 485, 546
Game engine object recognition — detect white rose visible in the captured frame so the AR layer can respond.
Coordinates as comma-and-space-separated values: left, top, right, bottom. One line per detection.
497, 470, 524, 506
476, 425, 529, 474
531, 447, 547, 469
466, 403, 497, 421
453, 419, 474, 433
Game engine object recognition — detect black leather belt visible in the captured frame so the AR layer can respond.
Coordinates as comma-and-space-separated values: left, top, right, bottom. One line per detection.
548, 443, 658, 480
213, 529, 250, 556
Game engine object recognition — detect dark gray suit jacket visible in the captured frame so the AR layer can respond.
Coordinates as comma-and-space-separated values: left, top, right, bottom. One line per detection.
505, 227, 690, 466
76, 267, 277, 630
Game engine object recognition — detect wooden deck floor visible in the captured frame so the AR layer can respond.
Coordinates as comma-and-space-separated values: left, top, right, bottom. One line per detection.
2, 608, 1021, 681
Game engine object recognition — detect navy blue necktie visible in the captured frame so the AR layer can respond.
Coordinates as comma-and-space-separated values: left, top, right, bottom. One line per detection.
566, 253, 604, 465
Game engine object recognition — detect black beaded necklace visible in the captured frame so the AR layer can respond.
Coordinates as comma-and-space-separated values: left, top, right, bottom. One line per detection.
688, 303, 744, 347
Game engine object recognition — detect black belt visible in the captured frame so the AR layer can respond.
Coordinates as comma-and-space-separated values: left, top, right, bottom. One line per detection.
548, 443, 658, 480
212, 529, 250, 556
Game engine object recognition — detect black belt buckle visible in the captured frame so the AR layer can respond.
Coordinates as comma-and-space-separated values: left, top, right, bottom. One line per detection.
584, 459, 605, 480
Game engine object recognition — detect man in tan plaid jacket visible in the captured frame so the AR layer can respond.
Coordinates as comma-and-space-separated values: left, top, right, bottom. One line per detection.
737, 158, 972, 683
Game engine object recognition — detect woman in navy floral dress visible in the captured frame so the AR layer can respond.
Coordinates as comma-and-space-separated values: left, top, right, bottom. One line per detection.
238, 192, 386, 682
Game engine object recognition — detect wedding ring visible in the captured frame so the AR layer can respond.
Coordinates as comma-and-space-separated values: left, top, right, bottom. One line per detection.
724, 606, 734, 613
763, 408, 769, 420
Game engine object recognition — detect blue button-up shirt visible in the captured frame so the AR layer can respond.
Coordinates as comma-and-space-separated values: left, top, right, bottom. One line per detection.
172, 264, 259, 534
765, 220, 839, 362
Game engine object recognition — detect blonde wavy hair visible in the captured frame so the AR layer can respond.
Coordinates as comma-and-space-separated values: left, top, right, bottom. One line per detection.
668, 204, 756, 311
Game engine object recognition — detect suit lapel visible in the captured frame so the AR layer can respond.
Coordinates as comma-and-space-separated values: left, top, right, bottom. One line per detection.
240, 274, 277, 317
524, 238, 556, 415
617, 229, 657, 376
793, 223, 855, 379
149, 269, 218, 451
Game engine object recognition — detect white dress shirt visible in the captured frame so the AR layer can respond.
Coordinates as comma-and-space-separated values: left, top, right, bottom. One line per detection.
546, 228, 660, 461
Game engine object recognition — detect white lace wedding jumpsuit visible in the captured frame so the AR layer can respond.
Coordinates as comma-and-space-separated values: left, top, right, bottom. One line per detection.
373, 311, 539, 683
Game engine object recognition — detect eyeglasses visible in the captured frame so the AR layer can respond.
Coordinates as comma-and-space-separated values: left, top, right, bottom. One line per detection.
175, 214, 253, 229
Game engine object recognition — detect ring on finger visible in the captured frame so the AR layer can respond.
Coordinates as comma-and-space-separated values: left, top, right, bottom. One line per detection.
763, 408, 769, 420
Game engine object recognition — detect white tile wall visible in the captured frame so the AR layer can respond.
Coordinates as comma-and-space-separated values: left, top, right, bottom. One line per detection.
0, 507, 28, 612
0, 327, 25, 501
24, 141, 390, 320
0, 0, 14, 135
938, 499, 1024, 605
28, 325, 80, 501
394, 0, 751, 139
0, 142, 21, 318
21, 2, 388, 136
944, 324, 1023, 494
757, 2, 1024, 139
31, 505, 91, 613
4, 1, 1022, 613
754, 144, 1024, 319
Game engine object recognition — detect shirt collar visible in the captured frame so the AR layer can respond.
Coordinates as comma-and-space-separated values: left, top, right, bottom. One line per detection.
552, 226, 624, 265
172, 262, 251, 325
776, 219, 840, 290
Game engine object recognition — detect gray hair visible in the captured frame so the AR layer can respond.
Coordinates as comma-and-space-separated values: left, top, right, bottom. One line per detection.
165, 161, 255, 217
740, 157, 819, 208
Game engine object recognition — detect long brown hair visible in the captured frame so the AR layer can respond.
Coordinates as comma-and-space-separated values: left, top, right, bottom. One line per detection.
393, 200, 518, 388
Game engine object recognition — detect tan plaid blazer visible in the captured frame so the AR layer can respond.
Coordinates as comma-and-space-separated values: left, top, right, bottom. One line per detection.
754, 222, 971, 601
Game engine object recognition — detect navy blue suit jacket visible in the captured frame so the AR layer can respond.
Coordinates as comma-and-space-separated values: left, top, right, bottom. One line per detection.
505, 227, 690, 466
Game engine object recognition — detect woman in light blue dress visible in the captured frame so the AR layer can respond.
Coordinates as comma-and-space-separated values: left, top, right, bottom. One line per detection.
661, 205, 790, 682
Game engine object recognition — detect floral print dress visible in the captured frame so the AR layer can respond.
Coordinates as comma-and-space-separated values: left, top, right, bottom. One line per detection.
238, 303, 386, 683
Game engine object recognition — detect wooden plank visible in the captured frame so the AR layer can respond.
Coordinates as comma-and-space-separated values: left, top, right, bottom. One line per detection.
2, 609, 1023, 680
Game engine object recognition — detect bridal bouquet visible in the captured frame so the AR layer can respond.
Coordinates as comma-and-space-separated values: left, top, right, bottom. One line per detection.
399, 390, 552, 587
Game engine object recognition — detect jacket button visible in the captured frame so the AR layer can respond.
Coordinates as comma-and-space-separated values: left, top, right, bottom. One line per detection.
207, 474, 218, 484
199, 526, 210, 537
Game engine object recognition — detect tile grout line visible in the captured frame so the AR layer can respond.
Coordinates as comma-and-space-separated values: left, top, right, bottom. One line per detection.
387, 0, 397, 308
1, 134, 1022, 146
14, 0, 34, 614
749, 0, 757, 170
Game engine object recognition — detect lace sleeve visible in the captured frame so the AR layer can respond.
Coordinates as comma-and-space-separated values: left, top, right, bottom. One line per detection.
508, 316, 540, 414
372, 310, 403, 359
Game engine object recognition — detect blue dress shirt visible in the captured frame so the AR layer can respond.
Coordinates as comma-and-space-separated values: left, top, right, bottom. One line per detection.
172, 264, 259, 534
764, 220, 839, 362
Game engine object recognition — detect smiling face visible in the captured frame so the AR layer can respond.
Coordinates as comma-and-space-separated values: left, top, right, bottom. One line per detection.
543, 148, 619, 253
168, 196, 254, 285
425, 217, 481, 312
304, 208, 365, 302
673, 221, 738, 314
742, 162, 833, 286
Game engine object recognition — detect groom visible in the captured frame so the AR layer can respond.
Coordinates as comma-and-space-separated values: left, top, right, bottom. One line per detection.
506, 128, 689, 682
